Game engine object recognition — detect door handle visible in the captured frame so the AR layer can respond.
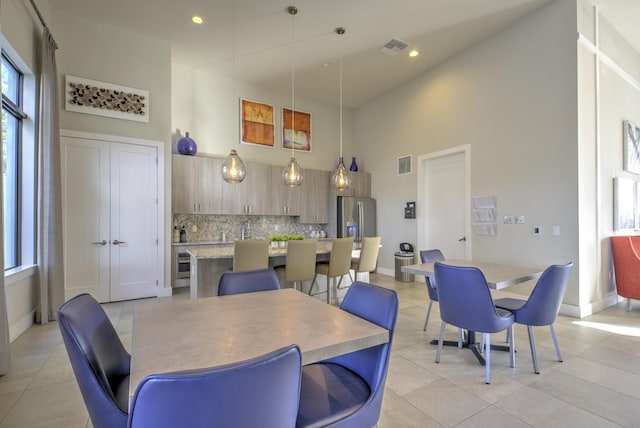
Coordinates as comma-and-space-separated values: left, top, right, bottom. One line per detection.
112, 240, 127, 245
92, 240, 107, 246
458, 236, 466, 242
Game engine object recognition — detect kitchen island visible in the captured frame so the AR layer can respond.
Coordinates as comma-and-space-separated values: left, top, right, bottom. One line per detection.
187, 240, 364, 301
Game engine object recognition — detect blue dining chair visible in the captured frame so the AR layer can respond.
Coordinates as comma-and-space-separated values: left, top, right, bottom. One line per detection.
434, 262, 515, 384
57, 293, 130, 428
218, 268, 281, 296
296, 281, 398, 428
494, 262, 573, 374
420, 249, 445, 331
128, 345, 302, 428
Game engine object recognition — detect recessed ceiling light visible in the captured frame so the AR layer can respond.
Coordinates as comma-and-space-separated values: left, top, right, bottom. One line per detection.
192, 16, 204, 24
409, 50, 419, 57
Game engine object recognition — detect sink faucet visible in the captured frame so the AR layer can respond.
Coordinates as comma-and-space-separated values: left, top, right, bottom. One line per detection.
241, 221, 251, 240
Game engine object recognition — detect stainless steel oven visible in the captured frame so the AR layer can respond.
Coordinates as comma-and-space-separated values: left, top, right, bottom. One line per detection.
176, 252, 191, 279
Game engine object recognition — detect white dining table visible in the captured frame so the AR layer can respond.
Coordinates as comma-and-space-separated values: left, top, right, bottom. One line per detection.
129, 288, 389, 401
401, 259, 543, 364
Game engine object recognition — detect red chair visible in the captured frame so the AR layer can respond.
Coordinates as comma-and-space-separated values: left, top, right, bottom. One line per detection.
611, 236, 640, 311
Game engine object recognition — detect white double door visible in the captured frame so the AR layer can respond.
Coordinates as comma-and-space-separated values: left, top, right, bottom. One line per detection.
62, 135, 159, 302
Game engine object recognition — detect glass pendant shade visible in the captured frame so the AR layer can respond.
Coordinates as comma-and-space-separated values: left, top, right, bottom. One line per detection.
332, 162, 350, 190
222, 149, 246, 183
282, 156, 303, 187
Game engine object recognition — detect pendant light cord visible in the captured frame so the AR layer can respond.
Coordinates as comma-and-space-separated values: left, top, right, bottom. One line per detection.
339, 32, 343, 160
289, 6, 297, 158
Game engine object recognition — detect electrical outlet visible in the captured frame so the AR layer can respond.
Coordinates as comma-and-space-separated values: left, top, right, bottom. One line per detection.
503, 215, 514, 224
192, 225, 197, 232
515, 215, 525, 224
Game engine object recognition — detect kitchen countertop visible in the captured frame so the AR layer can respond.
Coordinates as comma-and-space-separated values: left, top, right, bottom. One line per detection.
174, 238, 334, 247
187, 240, 334, 259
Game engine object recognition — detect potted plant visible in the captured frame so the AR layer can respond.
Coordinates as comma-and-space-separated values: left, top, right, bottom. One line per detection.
269, 234, 286, 247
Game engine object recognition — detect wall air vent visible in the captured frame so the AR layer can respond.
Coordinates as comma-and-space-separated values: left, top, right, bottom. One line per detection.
398, 155, 412, 176
379, 38, 409, 56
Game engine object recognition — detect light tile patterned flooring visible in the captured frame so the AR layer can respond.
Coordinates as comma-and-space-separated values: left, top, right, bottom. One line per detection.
0, 274, 639, 427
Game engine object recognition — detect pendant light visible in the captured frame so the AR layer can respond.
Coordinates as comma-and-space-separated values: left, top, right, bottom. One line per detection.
222, 0, 247, 184
282, 5, 303, 187
332, 27, 350, 190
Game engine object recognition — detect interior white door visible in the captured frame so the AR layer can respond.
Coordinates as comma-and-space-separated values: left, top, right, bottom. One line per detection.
109, 143, 158, 301
62, 137, 158, 302
420, 150, 469, 259
61, 137, 110, 302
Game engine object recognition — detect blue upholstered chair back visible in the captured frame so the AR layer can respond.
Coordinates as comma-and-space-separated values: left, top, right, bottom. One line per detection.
420, 249, 445, 301
128, 345, 302, 428
218, 268, 281, 296
57, 293, 130, 428
434, 262, 511, 333
511, 263, 573, 326
322, 281, 399, 427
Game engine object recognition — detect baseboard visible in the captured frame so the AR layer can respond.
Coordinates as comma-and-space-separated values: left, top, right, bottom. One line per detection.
559, 294, 620, 318
377, 267, 395, 277
157, 286, 173, 298
10, 310, 35, 343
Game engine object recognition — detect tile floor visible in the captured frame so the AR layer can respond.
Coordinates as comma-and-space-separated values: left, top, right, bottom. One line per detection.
0, 274, 639, 427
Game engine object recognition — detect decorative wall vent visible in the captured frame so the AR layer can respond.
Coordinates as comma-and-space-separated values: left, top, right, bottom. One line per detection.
398, 155, 412, 175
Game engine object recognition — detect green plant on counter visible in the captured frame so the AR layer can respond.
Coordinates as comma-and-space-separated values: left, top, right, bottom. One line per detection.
269, 234, 287, 242
287, 234, 305, 240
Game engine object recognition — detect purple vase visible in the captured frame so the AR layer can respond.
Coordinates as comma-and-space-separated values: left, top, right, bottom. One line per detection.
350, 157, 358, 172
177, 132, 198, 156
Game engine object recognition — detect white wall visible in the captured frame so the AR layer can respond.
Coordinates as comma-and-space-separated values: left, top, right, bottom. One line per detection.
577, 1, 640, 312
355, 0, 582, 308
171, 63, 356, 172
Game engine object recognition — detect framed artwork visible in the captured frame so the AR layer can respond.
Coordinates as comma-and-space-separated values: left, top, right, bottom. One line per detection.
240, 98, 275, 147
613, 176, 637, 231
282, 107, 311, 152
65, 75, 149, 122
624, 120, 640, 174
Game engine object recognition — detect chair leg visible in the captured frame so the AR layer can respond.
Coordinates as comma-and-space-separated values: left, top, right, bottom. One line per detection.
479, 333, 485, 353
549, 324, 563, 362
348, 270, 354, 283
457, 329, 464, 349
628, 298, 633, 312
308, 274, 317, 295
485, 333, 491, 384
435, 321, 446, 363
509, 325, 515, 368
423, 301, 433, 331
527, 325, 539, 374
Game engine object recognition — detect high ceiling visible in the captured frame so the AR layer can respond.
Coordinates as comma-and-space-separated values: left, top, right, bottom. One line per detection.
40, 0, 640, 108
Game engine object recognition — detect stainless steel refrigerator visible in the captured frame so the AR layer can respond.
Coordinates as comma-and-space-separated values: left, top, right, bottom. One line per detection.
337, 196, 376, 243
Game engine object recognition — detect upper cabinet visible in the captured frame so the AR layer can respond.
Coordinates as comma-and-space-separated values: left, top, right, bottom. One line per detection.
335, 171, 371, 198
172, 155, 222, 214
221, 161, 272, 215
270, 165, 301, 216
299, 169, 330, 224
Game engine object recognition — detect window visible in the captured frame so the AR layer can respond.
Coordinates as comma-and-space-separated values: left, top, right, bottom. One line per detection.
1, 53, 26, 270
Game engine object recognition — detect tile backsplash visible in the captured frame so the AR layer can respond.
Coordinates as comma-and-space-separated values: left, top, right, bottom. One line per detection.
173, 214, 328, 243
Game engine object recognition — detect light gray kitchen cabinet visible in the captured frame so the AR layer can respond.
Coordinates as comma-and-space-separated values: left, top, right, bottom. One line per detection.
335, 171, 371, 198
172, 155, 222, 214
270, 165, 301, 215
221, 161, 272, 215
299, 169, 330, 224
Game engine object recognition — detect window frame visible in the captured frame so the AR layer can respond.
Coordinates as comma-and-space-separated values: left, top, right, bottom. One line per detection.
1, 43, 36, 276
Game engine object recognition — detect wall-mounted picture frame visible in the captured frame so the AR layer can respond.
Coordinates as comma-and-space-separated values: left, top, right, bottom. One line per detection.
65, 75, 149, 122
240, 98, 275, 147
282, 107, 311, 152
613, 176, 637, 231
623, 120, 640, 174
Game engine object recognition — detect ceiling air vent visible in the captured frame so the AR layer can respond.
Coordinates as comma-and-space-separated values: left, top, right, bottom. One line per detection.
379, 38, 408, 56
398, 155, 412, 176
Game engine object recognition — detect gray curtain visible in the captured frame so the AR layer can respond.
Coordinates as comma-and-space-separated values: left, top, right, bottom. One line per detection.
0, 26, 12, 376
36, 28, 65, 324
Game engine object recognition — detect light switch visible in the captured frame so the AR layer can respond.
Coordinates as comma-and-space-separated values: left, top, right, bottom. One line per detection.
503, 215, 514, 224
552, 226, 560, 236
